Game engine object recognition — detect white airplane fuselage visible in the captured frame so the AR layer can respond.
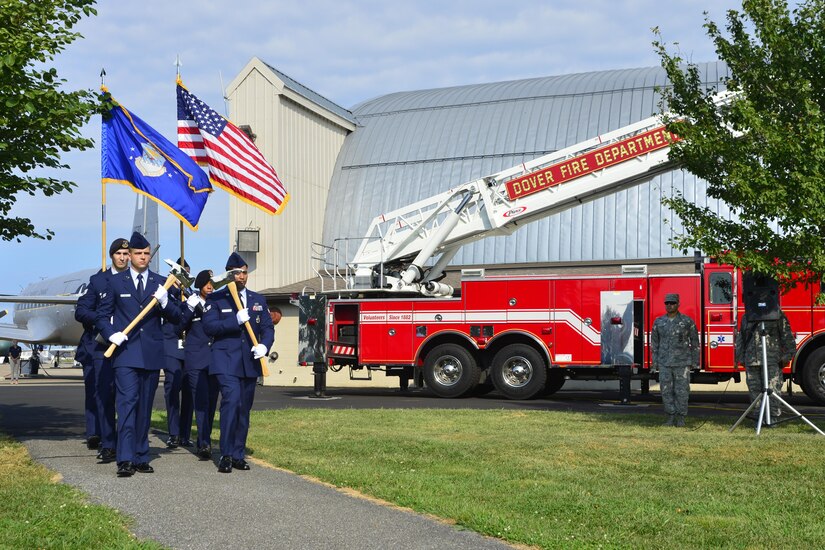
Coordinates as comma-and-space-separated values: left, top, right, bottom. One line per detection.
3, 268, 97, 346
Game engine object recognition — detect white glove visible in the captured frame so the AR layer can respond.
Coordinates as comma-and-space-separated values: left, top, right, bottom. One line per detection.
252, 344, 268, 360
236, 308, 250, 325
153, 285, 169, 308
108, 332, 128, 346
186, 294, 200, 311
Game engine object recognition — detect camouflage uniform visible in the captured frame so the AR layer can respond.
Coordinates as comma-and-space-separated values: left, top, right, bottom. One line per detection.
651, 311, 699, 423
735, 312, 795, 421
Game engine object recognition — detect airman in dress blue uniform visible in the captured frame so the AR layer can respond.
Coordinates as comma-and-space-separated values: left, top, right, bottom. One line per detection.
96, 232, 182, 477
74, 237, 130, 462
203, 253, 274, 473
180, 269, 220, 460
163, 258, 191, 449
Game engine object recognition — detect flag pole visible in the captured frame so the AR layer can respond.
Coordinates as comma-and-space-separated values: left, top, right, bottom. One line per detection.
175, 55, 186, 269
100, 68, 108, 271
101, 182, 107, 271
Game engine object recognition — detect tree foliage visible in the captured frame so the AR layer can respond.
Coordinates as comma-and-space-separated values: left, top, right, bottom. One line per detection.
654, 0, 825, 283
0, 0, 98, 242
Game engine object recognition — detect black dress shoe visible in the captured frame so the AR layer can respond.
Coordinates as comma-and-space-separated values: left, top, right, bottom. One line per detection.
86, 435, 101, 450
180, 439, 194, 447
116, 461, 135, 477
134, 462, 154, 473
166, 436, 180, 448
231, 458, 250, 471
217, 455, 233, 473
97, 448, 116, 464
197, 446, 212, 460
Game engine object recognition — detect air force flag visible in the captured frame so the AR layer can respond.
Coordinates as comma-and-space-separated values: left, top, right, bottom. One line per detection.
101, 93, 212, 230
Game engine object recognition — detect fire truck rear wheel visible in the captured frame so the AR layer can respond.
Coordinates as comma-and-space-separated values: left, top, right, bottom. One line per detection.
801, 347, 825, 405
490, 344, 548, 400
423, 344, 481, 398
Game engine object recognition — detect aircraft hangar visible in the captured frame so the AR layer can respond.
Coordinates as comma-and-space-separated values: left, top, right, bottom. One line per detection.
225, 58, 731, 387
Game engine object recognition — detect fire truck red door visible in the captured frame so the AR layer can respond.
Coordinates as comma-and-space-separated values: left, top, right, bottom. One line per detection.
552, 279, 581, 365
705, 269, 736, 370
357, 302, 385, 364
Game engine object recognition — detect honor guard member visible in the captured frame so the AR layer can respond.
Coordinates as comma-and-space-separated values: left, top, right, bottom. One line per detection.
96, 232, 182, 477
650, 293, 699, 427
162, 257, 191, 449
203, 252, 274, 473
74, 237, 130, 461
180, 269, 220, 460
735, 310, 795, 424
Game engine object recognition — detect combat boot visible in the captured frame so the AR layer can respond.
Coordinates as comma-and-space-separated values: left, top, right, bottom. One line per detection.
662, 414, 675, 426
675, 415, 686, 427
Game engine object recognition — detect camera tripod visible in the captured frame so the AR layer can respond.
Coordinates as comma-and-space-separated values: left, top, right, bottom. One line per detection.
730, 321, 824, 436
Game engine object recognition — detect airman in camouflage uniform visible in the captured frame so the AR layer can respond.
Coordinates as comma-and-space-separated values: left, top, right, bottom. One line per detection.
651, 293, 699, 427
735, 311, 795, 423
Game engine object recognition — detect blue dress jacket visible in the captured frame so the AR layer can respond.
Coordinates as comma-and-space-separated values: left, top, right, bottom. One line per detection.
202, 287, 274, 378
95, 269, 182, 370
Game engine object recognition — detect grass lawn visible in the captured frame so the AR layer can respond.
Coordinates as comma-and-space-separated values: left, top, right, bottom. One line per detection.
6, 409, 823, 549
236, 409, 825, 549
0, 434, 163, 549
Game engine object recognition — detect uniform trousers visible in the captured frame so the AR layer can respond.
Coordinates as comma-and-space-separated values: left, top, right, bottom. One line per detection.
115, 367, 160, 464
82, 362, 100, 439
745, 363, 784, 419
183, 368, 219, 448
215, 373, 257, 460
163, 358, 184, 438
94, 354, 117, 450
660, 365, 690, 416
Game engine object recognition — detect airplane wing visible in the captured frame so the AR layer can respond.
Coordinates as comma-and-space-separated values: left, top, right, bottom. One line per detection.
0, 322, 42, 343
0, 295, 79, 305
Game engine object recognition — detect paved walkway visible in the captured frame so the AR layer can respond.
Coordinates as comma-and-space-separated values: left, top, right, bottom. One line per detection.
1, 372, 514, 550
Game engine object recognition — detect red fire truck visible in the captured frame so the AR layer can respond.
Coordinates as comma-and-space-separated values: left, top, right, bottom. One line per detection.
296, 91, 825, 405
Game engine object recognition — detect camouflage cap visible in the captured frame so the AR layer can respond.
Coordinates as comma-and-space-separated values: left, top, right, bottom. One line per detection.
664, 293, 680, 303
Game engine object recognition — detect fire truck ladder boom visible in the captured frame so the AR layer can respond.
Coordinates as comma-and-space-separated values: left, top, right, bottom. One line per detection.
345, 92, 736, 295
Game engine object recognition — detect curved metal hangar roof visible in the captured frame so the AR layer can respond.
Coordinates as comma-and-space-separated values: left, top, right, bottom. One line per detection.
323, 62, 729, 266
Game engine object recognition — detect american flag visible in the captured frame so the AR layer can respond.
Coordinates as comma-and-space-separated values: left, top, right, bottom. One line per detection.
177, 82, 288, 215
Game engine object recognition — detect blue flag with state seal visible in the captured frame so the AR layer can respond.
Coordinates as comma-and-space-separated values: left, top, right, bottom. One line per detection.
101, 90, 212, 230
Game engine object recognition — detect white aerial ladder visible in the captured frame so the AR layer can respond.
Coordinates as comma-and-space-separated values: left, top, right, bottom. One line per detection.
319, 92, 737, 296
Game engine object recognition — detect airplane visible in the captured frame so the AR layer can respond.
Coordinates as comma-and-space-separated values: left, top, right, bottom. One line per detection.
0, 196, 159, 356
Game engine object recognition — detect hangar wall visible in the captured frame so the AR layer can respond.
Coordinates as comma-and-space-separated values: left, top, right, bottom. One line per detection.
226, 58, 356, 291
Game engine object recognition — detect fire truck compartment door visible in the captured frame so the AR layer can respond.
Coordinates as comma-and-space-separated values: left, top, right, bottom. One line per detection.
297, 294, 327, 365
600, 291, 634, 365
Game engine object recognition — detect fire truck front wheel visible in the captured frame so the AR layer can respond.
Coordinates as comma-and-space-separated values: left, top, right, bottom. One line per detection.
490, 344, 548, 400
423, 344, 481, 398
801, 347, 825, 405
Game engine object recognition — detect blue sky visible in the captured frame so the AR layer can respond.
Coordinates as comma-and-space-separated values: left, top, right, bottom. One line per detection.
1, 0, 745, 294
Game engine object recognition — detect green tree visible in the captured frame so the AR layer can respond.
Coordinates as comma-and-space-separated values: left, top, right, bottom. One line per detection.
0, 0, 98, 242
654, 0, 825, 283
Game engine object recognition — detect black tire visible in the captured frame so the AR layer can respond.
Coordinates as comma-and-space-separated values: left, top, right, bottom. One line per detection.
490, 344, 548, 400
423, 344, 481, 398
541, 368, 566, 396
801, 347, 825, 405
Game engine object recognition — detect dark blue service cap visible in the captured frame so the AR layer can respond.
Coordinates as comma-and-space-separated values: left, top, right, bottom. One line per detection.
175, 256, 191, 271
194, 269, 212, 289
129, 231, 151, 250
109, 237, 130, 256
225, 252, 247, 270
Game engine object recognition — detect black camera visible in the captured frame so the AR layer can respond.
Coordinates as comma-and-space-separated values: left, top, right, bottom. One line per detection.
742, 272, 781, 321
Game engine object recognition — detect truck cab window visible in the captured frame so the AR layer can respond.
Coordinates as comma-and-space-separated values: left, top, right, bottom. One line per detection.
709, 272, 733, 304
